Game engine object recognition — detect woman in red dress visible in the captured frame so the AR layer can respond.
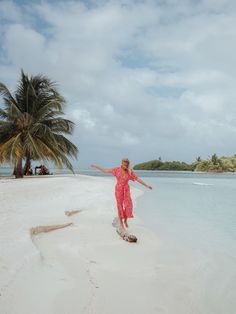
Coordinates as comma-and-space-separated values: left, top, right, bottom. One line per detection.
91, 158, 152, 229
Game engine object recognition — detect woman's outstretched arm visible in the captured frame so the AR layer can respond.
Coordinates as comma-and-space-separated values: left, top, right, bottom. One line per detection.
136, 177, 152, 189
90, 164, 113, 174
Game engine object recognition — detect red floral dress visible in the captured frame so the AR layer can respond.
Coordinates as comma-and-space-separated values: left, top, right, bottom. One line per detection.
111, 166, 138, 218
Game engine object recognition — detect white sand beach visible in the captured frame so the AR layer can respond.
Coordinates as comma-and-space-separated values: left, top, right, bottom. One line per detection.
0, 175, 160, 314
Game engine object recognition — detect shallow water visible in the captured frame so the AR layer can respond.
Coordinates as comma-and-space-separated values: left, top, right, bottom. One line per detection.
135, 172, 236, 314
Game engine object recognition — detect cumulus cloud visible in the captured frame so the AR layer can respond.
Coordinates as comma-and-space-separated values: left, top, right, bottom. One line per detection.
0, 0, 236, 168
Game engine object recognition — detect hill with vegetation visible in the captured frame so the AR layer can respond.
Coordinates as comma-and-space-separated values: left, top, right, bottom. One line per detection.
133, 154, 236, 172
134, 159, 194, 171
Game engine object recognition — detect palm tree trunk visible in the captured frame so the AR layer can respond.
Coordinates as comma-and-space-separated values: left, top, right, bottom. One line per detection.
24, 155, 31, 175
15, 157, 23, 178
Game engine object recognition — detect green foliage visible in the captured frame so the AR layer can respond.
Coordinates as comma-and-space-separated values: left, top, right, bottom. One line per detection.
133, 159, 194, 171
211, 153, 219, 165
134, 154, 236, 172
0, 70, 78, 177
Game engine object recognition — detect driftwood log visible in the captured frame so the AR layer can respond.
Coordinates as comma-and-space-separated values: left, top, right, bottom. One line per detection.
30, 222, 73, 235
112, 217, 137, 243
65, 209, 81, 216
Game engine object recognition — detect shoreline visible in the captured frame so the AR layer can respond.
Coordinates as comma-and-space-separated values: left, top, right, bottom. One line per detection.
0, 174, 160, 314
2, 168, 236, 178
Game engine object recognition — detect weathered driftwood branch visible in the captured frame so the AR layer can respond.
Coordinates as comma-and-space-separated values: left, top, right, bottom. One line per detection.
116, 227, 138, 242
112, 217, 137, 243
30, 222, 73, 235
65, 209, 81, 216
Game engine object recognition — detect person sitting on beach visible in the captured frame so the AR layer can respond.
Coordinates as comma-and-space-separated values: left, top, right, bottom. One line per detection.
91, 158, 152, 229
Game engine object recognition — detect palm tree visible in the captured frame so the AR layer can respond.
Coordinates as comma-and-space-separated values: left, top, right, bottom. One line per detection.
196, 156, 202, 162
0, 70, 78, 178
211, 153, 218, 165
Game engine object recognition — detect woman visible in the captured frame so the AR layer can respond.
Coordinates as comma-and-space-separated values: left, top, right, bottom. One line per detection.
91, 158, 152, 229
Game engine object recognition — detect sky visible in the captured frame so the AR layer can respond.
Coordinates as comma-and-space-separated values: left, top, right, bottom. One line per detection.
0, 0, 236, 169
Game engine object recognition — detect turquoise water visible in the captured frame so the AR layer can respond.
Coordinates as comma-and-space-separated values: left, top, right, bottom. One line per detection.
0, 167, 13, 176
136, 174, 236, 244
135, 173, 236, 313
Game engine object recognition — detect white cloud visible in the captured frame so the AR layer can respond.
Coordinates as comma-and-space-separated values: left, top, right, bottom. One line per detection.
0, 1, 23, 23
72, 108, 96, 130
3, 24, 45, 67
118, 131, 140, 146
180, 91, 224, 113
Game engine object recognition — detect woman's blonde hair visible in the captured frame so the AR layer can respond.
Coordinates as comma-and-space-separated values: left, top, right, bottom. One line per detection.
122, 158, 132, 174
122, 157, 130, 164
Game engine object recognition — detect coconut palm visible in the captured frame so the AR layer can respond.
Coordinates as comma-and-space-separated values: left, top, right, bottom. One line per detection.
0, 70, 78, 178
211, 153, 219, 165
196, 156, 202, 162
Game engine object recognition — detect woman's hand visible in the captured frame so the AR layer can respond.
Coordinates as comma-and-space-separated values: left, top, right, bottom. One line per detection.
90, 164, 97, 169
136, 178, 153, 189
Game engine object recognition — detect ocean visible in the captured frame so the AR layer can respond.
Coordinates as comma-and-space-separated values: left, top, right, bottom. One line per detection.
134, 171, 236, 314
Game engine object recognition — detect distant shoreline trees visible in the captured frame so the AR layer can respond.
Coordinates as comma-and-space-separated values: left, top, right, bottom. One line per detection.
134, 154, 236, 172
0, 70, 78, 178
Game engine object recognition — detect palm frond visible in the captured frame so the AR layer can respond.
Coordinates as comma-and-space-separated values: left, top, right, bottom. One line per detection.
0, 83, 22, 115
0, 108, 8, 119
0, 133, 23, 163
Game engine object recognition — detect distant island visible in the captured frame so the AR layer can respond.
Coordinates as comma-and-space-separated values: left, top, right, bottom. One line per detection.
133, 154, 236, 172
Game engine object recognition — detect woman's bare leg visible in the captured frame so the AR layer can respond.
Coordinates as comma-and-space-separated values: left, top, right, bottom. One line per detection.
124, 218, 128, 228
119, 217, 125, 229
